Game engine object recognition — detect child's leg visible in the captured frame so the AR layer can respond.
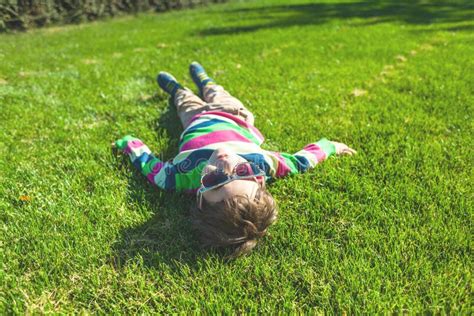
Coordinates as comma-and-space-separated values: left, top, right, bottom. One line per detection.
190, 62, 255, 125
157, 71, 207, 127
203, 84, 255, 125
174, 88, 207, 127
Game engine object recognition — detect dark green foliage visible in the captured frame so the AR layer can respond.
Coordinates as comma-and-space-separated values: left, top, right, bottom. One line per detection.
0, 0, 224, 31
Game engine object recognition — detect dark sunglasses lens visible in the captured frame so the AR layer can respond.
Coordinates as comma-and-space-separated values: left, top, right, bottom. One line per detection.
235, 162, 261, 177
202, 172, 229, 188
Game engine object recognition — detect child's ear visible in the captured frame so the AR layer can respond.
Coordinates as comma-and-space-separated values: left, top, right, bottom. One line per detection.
225, 239, 258, 260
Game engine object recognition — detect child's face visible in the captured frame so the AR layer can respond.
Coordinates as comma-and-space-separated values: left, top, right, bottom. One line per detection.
201, 148, 260, 203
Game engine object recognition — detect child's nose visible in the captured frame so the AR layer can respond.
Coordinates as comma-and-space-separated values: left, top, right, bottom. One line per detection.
214, 160, 228, 172
219, 161, 234, 174
224, 165, 233, 175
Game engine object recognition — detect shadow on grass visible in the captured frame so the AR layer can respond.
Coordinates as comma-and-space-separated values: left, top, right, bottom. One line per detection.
198, 0, 474, 36
110, 98, 213, 269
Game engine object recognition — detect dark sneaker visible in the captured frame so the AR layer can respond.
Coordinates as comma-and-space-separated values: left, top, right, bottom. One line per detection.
156, 71, 183, 96
189, 61, 215, 96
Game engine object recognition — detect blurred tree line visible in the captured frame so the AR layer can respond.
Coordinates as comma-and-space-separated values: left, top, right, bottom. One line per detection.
0, 0, 225, 31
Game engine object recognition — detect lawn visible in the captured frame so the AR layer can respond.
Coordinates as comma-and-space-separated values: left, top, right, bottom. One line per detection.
0, 0, 473, 313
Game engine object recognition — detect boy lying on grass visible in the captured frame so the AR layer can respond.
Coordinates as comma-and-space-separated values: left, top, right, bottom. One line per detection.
113, 62, 356, 258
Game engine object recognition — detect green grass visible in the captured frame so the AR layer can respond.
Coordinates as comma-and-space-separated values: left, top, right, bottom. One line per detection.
1, 0, 473, 313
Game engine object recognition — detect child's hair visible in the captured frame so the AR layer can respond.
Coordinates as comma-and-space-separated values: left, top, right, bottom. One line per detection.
191, 187, 277, 259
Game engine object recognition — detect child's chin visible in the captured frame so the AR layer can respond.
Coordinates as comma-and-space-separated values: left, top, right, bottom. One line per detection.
212, 147, 228, 157
209, 148, 229, 163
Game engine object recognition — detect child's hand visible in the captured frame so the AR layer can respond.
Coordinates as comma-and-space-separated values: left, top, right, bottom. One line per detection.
331, 141, 357, 156
111, 142, 120, 156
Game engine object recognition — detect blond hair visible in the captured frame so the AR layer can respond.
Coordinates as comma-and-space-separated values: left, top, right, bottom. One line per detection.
192, 187, 277, 259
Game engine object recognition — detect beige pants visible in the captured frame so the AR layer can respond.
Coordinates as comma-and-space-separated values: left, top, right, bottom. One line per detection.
174, 84, 255, 128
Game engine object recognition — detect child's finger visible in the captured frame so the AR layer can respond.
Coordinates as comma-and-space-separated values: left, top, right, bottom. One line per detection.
342, 148, 356, 155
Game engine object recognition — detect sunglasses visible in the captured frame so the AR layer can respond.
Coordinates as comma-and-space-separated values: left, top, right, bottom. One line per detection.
199, 161, 265, 194
196, 162, 266, 209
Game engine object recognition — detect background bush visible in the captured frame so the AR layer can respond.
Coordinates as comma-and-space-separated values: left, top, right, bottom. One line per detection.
0, 0, 224, 31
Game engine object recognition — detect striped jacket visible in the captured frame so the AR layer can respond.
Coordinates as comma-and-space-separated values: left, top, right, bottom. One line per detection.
115, 111, 336, 193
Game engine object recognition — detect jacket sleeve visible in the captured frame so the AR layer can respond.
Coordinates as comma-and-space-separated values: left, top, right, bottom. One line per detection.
267, 138, 336, 178
115, 135, 176, 191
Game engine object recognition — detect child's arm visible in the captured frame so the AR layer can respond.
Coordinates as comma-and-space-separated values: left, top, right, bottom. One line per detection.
113, 135, 174, 190
268, 138, 356, 178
